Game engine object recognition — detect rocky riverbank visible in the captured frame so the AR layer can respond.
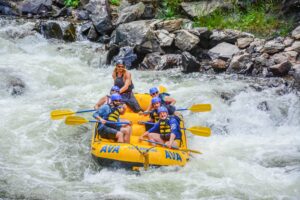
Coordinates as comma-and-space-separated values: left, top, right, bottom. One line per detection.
1, 0, 300, 90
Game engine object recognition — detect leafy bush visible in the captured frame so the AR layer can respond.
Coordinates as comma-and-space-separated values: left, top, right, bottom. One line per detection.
158, 0, 182, 19
194, 1, 293, 37
110, 0, 120, 6
64, 0, 79, 8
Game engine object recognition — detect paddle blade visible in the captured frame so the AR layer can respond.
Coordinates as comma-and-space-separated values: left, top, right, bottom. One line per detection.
65, 116, 88, 125
189, 104, 212, 112
159, 85, 167, 93
180, 148, 202, 154
186, 126, 211, 137
51, 109, 75, 120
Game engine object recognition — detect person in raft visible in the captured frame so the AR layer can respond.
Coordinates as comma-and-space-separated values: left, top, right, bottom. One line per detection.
112, 59, 143, 113
139, 106, 182, 148
94, 85, 120, 110
93, 93, 131, 143
144, 87, 176, 115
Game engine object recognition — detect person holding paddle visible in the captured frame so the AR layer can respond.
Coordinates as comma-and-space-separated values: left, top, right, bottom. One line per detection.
94, 85, 120, 110
139, 106, 181, 148
93, 93, 131, 143
112, 60, 142, 113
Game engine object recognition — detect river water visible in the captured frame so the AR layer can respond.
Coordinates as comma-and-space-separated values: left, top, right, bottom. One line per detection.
0, 19, 300, 200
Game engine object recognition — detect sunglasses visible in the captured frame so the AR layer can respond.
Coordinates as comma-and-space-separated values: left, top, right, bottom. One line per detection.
113, 100, 121, 102
116, 65, 125, 68
111, 90, 118, 92
150, 92, 158, 96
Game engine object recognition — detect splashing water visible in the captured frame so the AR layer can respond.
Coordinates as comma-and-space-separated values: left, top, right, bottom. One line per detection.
0, 19, 299, 199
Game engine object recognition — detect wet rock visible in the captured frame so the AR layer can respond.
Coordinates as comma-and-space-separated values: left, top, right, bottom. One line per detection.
269, 61, 292, 76
181, 0, 231, 18
80, 21, 93, 35
39, 21, 63, 40
154, 29, 175, 47
140, 52, 181, 70
208, 42, 239, 60
116, 2, 145, 25
228, 53, 253, 74
20, 0, 52, 16
292, 26, 300, 40
211, 59, 227, 72
106, 44, 120, 65
174, 30, 199, 51
257, 101, 269, 111
291, 64, 300, 90
112, 46, 137, 69
237, 37, 254, 49
72, 9, 90, 20
87, 25, 99, 41
0, 70, 26, 96
85, 0, 113, 34
62, 22, 76, 42
262, 39, 285, 54
182, 51, 200, 73
155, 19, 183, 32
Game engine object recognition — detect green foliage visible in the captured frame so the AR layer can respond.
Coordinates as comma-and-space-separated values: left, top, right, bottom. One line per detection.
109, 0, 120, 6
194, 1, 293, 38
158, 0, 182, 19
64, 0, 79, 8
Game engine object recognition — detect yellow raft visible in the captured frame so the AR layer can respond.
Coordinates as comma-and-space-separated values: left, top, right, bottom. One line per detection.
91, 93, 190, 170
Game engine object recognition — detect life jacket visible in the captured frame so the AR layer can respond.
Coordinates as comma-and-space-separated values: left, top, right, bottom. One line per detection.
159, 93, 170, 105
159, 118, 171, 136
105, 104, 121, 128
114, 74, 134, 93
150, 109, 159, 122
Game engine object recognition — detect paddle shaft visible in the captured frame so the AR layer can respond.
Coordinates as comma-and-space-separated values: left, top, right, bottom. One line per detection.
142, 139, 178, 149
90, 120, 129, 125
76, 109, 95, 113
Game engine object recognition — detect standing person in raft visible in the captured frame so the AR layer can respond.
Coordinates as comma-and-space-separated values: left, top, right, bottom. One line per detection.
112, 60, 143, 113
93, 94, 131, 143
94, 85, 120, 110
139, 106, 182, 148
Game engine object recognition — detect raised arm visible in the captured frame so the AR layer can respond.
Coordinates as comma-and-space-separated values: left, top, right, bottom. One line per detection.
119, 72, 131, 93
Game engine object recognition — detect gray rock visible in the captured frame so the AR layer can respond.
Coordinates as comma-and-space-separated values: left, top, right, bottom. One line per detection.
182, 51, 200, 73
269, 61, 292, 76
237, 37, 254, 49
271, 51, 298, 64
283, 37, 294, 47
20, 0, 52, 15
181, 0, 230, 18
141, 4, 156, 19
38, 21, 76, 42
210, 29, 254, 46
228, 53, 253, 74
140, 52, 182, 70
292, 26, 300, 39
85, 0, 113, 34
292, 64, 300, 90
155, 19, 183, 32
285, 41, 300, 53
154, 29, 174, 47
87, 25, 99, 41
208, 42, 239, 60
262, 39, 285, 54
116, 2, 145, 25
211, 59, 227, 72
0, 70, 26, 96
174, 30, 199, 51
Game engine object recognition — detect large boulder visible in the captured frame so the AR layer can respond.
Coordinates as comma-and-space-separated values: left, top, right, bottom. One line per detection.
116, 2, 145, 25
210, 29, 254, 47
182, 51, 200, 73
285, 41, 300, 53
112, 46, 137, 69
85, 0, 113, 34
269, 61, 292, 76
262, 38, 285, 54
154, 29, 175, 47
174, 29, 200, 51
228, 53, 253, 74
237, 37, 254, 49
37, 21, 76, 42
181, 0, 231, 18
140, 52, 182, 70
291, 26, 300, 40
208, 42, 239, 60
20, 0, 52, 16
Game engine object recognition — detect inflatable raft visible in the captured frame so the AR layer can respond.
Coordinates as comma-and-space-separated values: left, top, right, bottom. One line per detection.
91, 93, 190, 170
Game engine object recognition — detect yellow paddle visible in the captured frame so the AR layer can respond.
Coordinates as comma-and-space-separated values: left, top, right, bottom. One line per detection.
159, 85, 167, 93
139, 121, 211, 137
51, 109, 95, 120
142, 139, 202, 154
176, 104, 212, 112
65, 116, 129, 126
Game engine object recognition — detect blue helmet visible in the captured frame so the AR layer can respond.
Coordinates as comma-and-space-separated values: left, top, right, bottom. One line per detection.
116, 59, 124, 65
111, 86, 120, 92
149, 87, 159, 95
157, 106, 168, 114
151, 97, 161, 104
111, 93, 122, 101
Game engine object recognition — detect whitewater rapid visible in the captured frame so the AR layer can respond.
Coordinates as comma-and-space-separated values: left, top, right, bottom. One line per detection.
0, 19, 300, 200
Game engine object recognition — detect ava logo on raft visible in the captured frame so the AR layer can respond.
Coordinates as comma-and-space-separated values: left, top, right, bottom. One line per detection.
100, 145, 120, 153
165, 150, 182, 162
